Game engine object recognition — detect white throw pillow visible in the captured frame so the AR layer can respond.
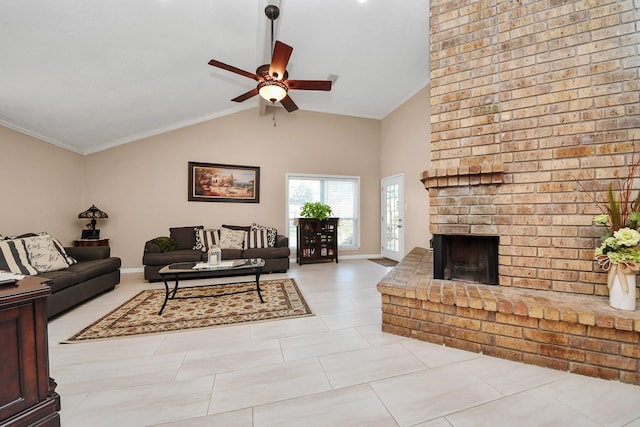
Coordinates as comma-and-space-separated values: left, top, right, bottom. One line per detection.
219, 228, 246, 250
51, 237, 77, 265
22, 234, 70, 273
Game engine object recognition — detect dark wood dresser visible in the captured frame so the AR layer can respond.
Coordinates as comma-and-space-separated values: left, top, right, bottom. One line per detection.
0, 276, 60, 427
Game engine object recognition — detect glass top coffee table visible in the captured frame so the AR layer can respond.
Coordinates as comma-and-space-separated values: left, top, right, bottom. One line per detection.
157, 258, 265, 315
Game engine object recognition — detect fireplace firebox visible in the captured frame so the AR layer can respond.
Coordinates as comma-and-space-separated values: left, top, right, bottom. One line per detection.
433, 235, 498, 285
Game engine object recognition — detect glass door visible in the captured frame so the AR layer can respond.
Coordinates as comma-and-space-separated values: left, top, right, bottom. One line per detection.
381, 174, 404, 261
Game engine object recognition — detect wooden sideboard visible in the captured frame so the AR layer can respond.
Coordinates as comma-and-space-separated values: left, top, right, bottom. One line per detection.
0, 277, 60, 427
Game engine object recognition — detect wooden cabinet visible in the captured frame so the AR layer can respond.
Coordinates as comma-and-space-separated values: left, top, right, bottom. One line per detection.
0, 277, 60, 427
295, 218, 339, 265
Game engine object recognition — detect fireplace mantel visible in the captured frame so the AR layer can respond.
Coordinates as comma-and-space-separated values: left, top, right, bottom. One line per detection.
420, 163, 504, 189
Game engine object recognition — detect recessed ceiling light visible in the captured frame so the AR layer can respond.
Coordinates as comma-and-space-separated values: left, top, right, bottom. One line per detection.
357, 0, 367, 3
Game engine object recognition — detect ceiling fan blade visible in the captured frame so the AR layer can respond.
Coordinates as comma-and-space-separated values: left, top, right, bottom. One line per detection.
269, 41, 293, 80
208, 59, 261, 81
286, 80, 332, 91
280, 94, 298, 112
231, 88, 259, 102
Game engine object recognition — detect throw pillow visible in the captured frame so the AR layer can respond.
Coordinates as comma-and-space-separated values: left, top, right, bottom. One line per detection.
245, 228, 269, 249
51, 237, 78, 265
0, 238, 39, 275
194, 229, 220, 252
149, 236, 177, 253
221, 224, 251, 232
170, 226, 202, 250
219, 227, 246, 250
22, 234, 70, 273
251, 223, 277, 247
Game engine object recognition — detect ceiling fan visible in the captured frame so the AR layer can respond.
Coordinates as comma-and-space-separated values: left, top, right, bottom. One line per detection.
208, 4, 332, 112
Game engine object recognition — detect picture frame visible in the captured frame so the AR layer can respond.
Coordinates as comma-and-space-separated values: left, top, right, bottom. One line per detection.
188, 161, 260, 203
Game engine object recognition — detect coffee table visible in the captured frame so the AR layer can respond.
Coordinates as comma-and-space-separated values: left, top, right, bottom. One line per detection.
157, 258, 265, 315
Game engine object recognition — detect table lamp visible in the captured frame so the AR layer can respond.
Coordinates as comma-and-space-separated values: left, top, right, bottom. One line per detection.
78, 205, 108, 239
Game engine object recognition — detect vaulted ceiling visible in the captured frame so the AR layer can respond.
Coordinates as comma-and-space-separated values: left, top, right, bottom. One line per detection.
0, 0, 429, 154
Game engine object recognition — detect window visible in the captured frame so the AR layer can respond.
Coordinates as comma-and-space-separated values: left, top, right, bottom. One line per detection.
286, 174, 360, 250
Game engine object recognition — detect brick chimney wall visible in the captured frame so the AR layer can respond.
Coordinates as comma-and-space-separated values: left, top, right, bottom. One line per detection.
425, 0, 640, 295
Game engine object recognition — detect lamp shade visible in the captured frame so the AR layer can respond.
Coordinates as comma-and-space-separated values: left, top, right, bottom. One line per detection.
78, 205, 108, 233
258, 80, 287, 103
78, 205, 108, 219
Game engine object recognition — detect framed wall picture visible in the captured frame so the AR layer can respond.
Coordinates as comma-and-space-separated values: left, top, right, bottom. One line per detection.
188, 162, 260, 203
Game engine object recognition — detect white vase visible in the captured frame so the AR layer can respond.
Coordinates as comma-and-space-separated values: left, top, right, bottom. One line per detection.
609, 272, 637, 311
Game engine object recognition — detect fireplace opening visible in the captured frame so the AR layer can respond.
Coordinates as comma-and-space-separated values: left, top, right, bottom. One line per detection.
433, 234, 498, 285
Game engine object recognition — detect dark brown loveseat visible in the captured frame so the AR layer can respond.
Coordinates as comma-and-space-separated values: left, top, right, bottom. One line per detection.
142, 225, 290, 282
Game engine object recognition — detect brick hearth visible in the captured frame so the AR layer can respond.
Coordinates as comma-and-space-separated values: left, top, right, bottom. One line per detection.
378, 248, 640, 385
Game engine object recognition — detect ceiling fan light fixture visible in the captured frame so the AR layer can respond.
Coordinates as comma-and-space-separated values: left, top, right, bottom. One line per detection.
258, 80, 288, 103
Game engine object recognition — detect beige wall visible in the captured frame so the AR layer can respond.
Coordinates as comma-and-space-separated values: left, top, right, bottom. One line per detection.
84, 108, 382, 269
380, 85, 431, 256
0, 126, 84, 242
2, 94, 430, 271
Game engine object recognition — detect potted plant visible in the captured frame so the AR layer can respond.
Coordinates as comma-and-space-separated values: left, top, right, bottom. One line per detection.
300, 201, 333, 221
592, 150, 640, 310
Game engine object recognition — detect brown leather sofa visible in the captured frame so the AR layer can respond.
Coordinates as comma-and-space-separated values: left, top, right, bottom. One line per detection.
142, 225, 290, 282
41, 246, 121, 318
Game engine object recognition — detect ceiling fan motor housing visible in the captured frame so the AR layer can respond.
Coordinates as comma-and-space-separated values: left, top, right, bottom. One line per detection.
256, 64, 288, 81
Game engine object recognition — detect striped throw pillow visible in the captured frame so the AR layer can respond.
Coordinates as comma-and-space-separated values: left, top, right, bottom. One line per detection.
195, 228, 221, 252
0, 238, 39, 275
245, 228, 269, 249
251, 223, 277, 247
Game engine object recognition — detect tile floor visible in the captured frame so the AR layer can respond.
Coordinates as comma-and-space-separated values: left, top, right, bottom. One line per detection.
48, 260, 640, 427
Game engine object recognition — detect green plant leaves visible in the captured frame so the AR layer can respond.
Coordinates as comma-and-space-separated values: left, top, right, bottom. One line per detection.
300, 202, 333, 220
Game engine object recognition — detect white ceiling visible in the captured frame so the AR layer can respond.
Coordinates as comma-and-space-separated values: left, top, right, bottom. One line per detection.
0, 0, 429, 154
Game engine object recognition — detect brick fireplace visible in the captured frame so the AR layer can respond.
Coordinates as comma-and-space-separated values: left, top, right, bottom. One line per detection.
432, 234, 499, 284
379, 0, 640, 384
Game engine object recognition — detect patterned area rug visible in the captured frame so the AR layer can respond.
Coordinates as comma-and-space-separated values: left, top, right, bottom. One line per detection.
65, 278, 312, 342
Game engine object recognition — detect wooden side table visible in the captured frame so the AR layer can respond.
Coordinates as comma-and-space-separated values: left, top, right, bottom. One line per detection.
73, 239, 109, 247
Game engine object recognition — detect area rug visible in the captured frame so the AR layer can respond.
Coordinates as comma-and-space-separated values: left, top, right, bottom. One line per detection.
368, 258, 399, 267
65, 278, 312, 342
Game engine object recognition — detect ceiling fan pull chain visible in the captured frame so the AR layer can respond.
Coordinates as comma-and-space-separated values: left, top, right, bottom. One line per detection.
273, 108, 277, 127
